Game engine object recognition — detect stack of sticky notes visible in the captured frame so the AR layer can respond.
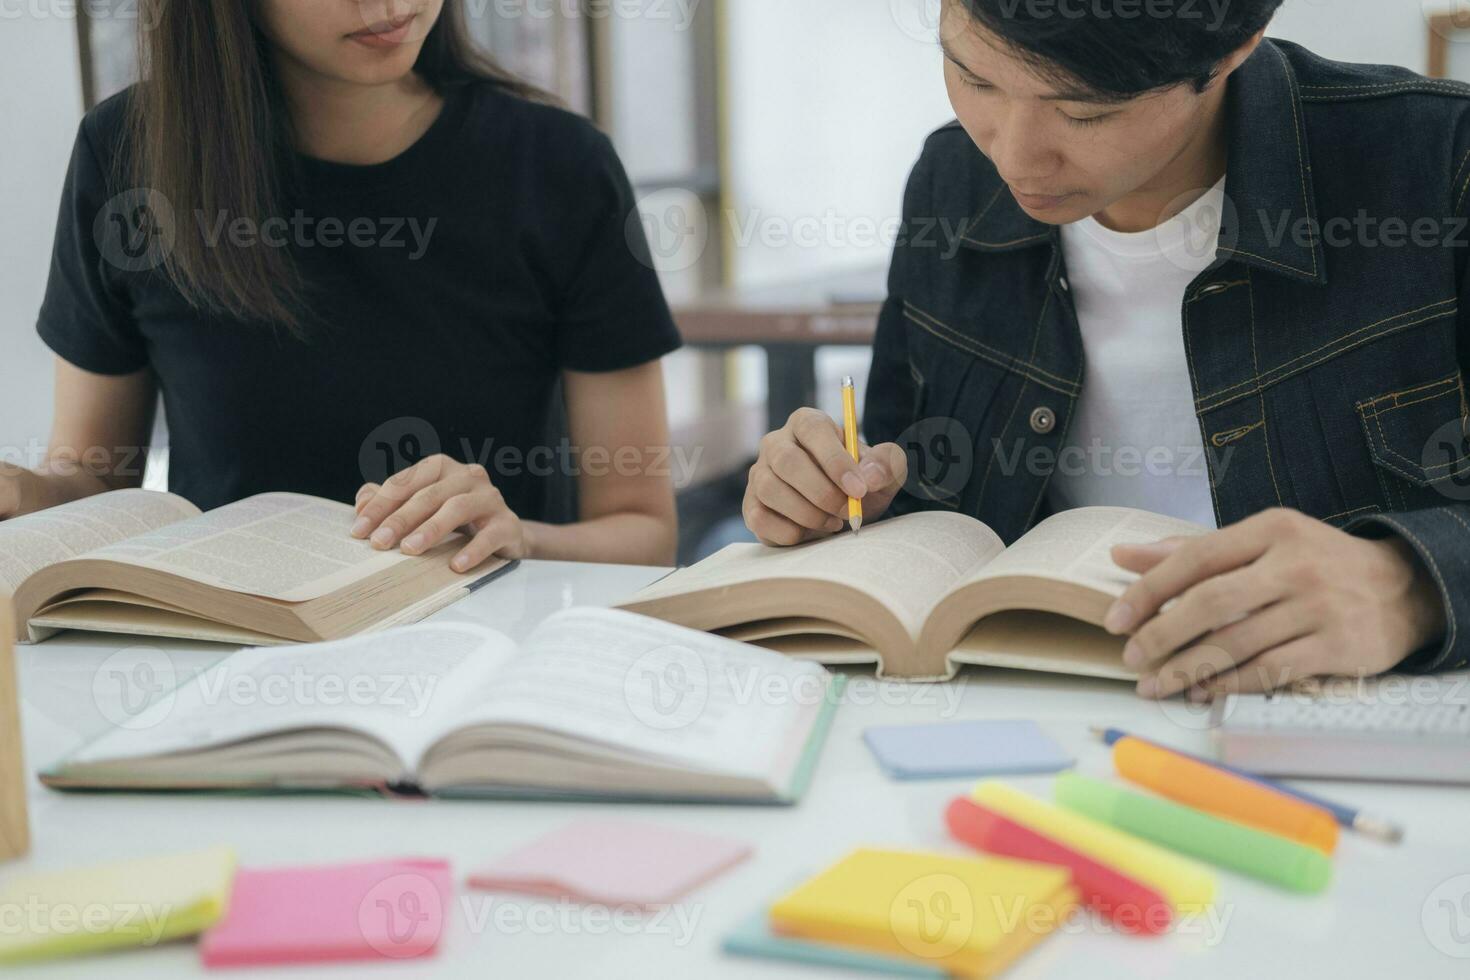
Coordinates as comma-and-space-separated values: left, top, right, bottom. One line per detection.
200, 857, 452, 966
468, 819, 750, 907
729, 848, 1077, 978
0, 846, 236, 964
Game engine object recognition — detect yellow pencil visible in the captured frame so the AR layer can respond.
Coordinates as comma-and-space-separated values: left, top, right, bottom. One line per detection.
841, 375, 862, 534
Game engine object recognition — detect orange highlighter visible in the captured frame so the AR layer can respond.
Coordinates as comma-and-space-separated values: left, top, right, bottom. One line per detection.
1108, 734, 1339, 854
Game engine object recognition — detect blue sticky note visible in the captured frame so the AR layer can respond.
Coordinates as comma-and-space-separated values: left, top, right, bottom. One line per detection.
861, 720, 1073, 780
722, 910, 945, 977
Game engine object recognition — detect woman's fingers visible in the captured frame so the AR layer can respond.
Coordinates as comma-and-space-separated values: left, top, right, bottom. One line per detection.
401, 490, 499, 555
453, 514, 524, 571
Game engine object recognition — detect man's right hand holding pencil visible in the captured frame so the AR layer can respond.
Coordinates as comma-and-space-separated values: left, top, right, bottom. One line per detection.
743, 408, 907, 546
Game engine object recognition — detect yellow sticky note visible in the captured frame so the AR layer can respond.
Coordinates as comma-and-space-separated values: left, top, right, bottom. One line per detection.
0, 845, 236, 964
769, 848, 1077, 978
973, 781, 1216, 913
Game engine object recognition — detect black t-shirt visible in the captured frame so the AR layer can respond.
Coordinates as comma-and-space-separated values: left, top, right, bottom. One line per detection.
37, 80, 681, 520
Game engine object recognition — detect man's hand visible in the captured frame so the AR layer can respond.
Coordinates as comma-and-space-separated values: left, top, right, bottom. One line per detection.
1104, 508, 1447, 699
744, 408, 907, 546
352, 455, 527, 572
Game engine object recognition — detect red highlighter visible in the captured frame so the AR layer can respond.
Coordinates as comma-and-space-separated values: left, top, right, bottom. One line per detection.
944, 797, 1172, 935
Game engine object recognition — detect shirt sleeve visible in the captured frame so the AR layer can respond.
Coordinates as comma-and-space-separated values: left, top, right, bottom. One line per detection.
35, 110, 149, 376
550, 130, 682, 373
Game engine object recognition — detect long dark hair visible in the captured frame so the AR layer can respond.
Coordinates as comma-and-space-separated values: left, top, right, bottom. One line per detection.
127, 1, 544, 332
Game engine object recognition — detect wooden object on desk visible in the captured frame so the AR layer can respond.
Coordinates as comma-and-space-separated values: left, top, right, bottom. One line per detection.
0, 598, 29, 862
1428, 7, 1470, 79
672, 268, 884, 348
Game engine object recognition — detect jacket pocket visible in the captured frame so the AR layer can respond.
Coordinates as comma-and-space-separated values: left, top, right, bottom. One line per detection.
1356, 372, 1470, 508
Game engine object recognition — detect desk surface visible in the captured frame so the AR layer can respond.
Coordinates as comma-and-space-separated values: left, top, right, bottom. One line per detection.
12, 559, 1470, 978
673, 267, 884, 347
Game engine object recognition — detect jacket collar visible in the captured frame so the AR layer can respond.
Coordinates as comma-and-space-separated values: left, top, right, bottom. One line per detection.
959, 39, 1328, 285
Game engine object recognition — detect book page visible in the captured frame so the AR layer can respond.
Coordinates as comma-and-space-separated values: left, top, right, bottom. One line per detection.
79, 493, 441, 602
0, 489, 200, 597
960, 506, 1208, 597
64, 624, 517, 772
452, 607, 832, 780
631, 511, 1005, 632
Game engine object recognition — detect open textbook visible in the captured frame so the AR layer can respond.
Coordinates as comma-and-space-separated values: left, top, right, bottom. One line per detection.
42, 608, 843, 803
618, 506, 1208, 681
1, 489, 511, 646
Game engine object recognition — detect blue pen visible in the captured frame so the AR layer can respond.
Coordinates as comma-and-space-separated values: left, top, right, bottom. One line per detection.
1090, 727, 1403, 843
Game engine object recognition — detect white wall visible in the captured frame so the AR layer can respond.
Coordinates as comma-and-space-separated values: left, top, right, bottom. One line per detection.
1271, 0, 1429, 71
722, 0, 956, 288
0, 12, 83, 469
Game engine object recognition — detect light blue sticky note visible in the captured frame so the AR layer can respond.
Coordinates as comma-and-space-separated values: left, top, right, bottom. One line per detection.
861, 719, 1074, 780
722, 910, 945, 977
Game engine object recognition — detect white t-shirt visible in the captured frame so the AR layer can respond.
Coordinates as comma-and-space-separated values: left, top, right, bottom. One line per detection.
1046, 178, 1226, 528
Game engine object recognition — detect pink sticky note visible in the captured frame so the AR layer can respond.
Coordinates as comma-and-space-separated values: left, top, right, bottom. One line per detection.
200, 858, 452, 968
467, 820, 751, 907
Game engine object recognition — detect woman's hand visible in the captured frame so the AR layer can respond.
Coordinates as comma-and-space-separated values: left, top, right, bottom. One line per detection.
744, 408, 908, 546
0, 463, 22, 521
351, 454, 527, 572
1104, 508, 1448, 700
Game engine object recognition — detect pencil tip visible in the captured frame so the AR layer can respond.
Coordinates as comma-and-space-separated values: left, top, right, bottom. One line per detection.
850, 516, 863, 534
1087, 726, 1108, 741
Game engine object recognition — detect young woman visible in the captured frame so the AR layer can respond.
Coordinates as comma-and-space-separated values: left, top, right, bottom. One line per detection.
2, 0, 680, 568
746, 0, 1470, 698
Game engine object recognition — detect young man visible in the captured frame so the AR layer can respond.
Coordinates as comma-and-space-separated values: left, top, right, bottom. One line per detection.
744, 0, 1470, 699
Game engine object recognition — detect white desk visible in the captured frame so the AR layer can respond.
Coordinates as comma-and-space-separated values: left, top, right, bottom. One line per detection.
10, 559, 1470, 978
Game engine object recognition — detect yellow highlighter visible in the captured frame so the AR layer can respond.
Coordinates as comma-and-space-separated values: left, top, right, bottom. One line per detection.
972, 781, 1216, 913
842, 375, 862, 534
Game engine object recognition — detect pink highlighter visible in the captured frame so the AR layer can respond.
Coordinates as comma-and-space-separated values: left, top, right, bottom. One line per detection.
945, 797, 1172, 935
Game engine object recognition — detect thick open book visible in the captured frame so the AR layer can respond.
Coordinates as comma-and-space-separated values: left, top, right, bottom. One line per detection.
618, 507, 1207, 681
1, 489, 510, 646
42, 608, 843, 803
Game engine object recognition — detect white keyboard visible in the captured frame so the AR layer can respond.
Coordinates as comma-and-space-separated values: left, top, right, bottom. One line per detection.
1210, 675, 1470, 784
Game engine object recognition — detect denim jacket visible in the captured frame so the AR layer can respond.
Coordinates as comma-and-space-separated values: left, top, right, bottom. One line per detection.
864, 39, 1470, 673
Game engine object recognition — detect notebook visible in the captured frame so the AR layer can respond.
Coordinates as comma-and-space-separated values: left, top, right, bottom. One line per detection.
1210, 675, 1470, 784
862, 720, 1073, 779
42, 608, 843, 804
0, 846, 236, 964
769, 848, 1077, 978
468, 820, 750, 907
199, 858, 452, 966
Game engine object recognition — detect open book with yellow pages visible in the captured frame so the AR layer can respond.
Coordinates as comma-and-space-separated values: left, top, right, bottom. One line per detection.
1, 489, 511, 646
618, 506, 1207, 682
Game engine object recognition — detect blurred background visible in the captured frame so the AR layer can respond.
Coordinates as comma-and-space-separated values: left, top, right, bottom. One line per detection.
2, 0, 1467, 563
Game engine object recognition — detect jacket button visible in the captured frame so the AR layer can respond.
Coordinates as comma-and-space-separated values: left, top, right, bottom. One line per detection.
1030, 406, 1056, 434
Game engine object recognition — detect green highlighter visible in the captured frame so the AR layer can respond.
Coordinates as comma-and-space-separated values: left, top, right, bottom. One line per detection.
1054, 772, 1332, 894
